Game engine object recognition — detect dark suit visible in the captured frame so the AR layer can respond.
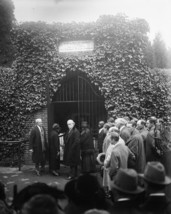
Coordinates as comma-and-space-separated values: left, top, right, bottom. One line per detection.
98, 128, 106, 153
120, 126, 131, 143
64, 127, 80, 177
112, 199, 141, 214
139, 194, 171, 214
126, 133, 146, 173
49, 129, 60, 171
29, 126, 48, 170
80, 128, 96, 173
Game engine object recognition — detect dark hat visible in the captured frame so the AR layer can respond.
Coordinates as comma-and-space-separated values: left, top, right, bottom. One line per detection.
64, 174, 101, 203
96, 153, 105, 165
111, 168, 144, 194
81, 121, 88, 127
52, 123, 60, 130
139, 161, 171, 185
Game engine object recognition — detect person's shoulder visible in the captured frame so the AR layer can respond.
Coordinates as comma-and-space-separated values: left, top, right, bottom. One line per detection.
73, 127, 80, 133
30, 126, 37, 132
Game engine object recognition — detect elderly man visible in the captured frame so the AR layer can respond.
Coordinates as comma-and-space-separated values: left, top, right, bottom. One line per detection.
29, 118, 48, 176
64, 119, 80, 180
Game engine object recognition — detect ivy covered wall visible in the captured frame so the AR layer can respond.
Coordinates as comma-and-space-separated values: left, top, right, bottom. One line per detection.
0, 14, 169, 140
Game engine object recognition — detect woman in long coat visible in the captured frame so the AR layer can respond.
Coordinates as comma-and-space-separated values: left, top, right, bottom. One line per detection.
80, 121, 96, 173
49, 123, 60, 176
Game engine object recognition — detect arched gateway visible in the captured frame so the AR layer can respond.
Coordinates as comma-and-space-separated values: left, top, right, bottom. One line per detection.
49, 72, 107, 137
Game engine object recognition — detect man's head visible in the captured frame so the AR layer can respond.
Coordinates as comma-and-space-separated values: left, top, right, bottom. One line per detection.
111, 168, 144, 199
148, 116, 157, 129
115, 118, 127, 129
110, 132, 119, 145
35, 118, 43, 127
98, 121, 105, 129
140, 161, 171, 192
137, 119, 146, 130
21, 194, 59, 214
81, 121, 88, 129
67, 119, 75, 130
108, 126, 119, 134
103, 123, 111, 134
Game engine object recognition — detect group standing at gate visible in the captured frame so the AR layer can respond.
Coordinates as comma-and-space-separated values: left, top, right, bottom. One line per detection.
29, 118, 96, 178
29, 116, 171, 182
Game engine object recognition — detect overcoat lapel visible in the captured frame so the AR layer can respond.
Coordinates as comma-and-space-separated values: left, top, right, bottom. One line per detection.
66, 129, 74, 141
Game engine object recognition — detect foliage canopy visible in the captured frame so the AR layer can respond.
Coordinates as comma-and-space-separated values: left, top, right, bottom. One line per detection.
0, 14, 169, 140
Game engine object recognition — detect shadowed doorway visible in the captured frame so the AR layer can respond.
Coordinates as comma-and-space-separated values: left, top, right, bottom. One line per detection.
51, 72, 107, 137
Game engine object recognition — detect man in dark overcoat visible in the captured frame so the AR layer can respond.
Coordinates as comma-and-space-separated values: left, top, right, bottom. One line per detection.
29, 118, 48, 176
64, 119, 80, 180
126, 126, 146, 173
97, 121, 105, 153
80, 121, 96, 173
49, 123, 60, 176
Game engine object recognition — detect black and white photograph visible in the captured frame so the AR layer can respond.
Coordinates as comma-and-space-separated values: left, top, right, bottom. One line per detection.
0, 0, 171, 213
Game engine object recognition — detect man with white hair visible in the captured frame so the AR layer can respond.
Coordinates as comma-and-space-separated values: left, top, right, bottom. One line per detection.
29, 118, 48, 176
63, 119, 80, 180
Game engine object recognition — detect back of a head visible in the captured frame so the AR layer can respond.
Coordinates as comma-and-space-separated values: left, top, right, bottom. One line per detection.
110, 132, 119, 143
107, 117, 115, 124
149, 116, 157, 125
0, 200, 11, 214
103, 123, 111, 131
12, 182, 65, 211
108, 126, 119, 134
84, 209, 110, 214
115, 118, 127, 128
21, 194, 58, 214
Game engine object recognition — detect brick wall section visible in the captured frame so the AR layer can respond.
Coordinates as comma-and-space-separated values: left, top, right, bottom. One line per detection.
24, 107, 48, 165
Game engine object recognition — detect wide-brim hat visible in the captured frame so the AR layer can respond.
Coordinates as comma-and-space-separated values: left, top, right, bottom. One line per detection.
64, 174, 101, 204
139, 161, 171, 185
111, 168, 144, 194
96, 153, 105, 165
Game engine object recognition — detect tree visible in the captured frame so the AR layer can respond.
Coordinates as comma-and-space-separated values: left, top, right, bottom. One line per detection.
166, 47, 171, 68
0, 0, 15, 66
152, 33, 168, 68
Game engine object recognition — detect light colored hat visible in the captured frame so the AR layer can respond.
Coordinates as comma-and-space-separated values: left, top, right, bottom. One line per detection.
139, 161, 171, 185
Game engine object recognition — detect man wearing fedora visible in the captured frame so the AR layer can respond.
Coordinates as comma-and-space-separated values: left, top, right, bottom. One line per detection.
139, 161, 171, 213
111, 168, 145, 213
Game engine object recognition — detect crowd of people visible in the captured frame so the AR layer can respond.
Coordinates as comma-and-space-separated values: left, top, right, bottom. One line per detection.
0, 161, 171, 213
1, 116, 171, 213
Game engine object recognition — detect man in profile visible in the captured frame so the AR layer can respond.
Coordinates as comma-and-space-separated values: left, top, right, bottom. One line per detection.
29, 118, 48, 176
64, 119, 80, 180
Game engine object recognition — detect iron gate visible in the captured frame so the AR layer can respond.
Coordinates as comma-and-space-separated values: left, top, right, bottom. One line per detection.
52, 73, 107, 136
